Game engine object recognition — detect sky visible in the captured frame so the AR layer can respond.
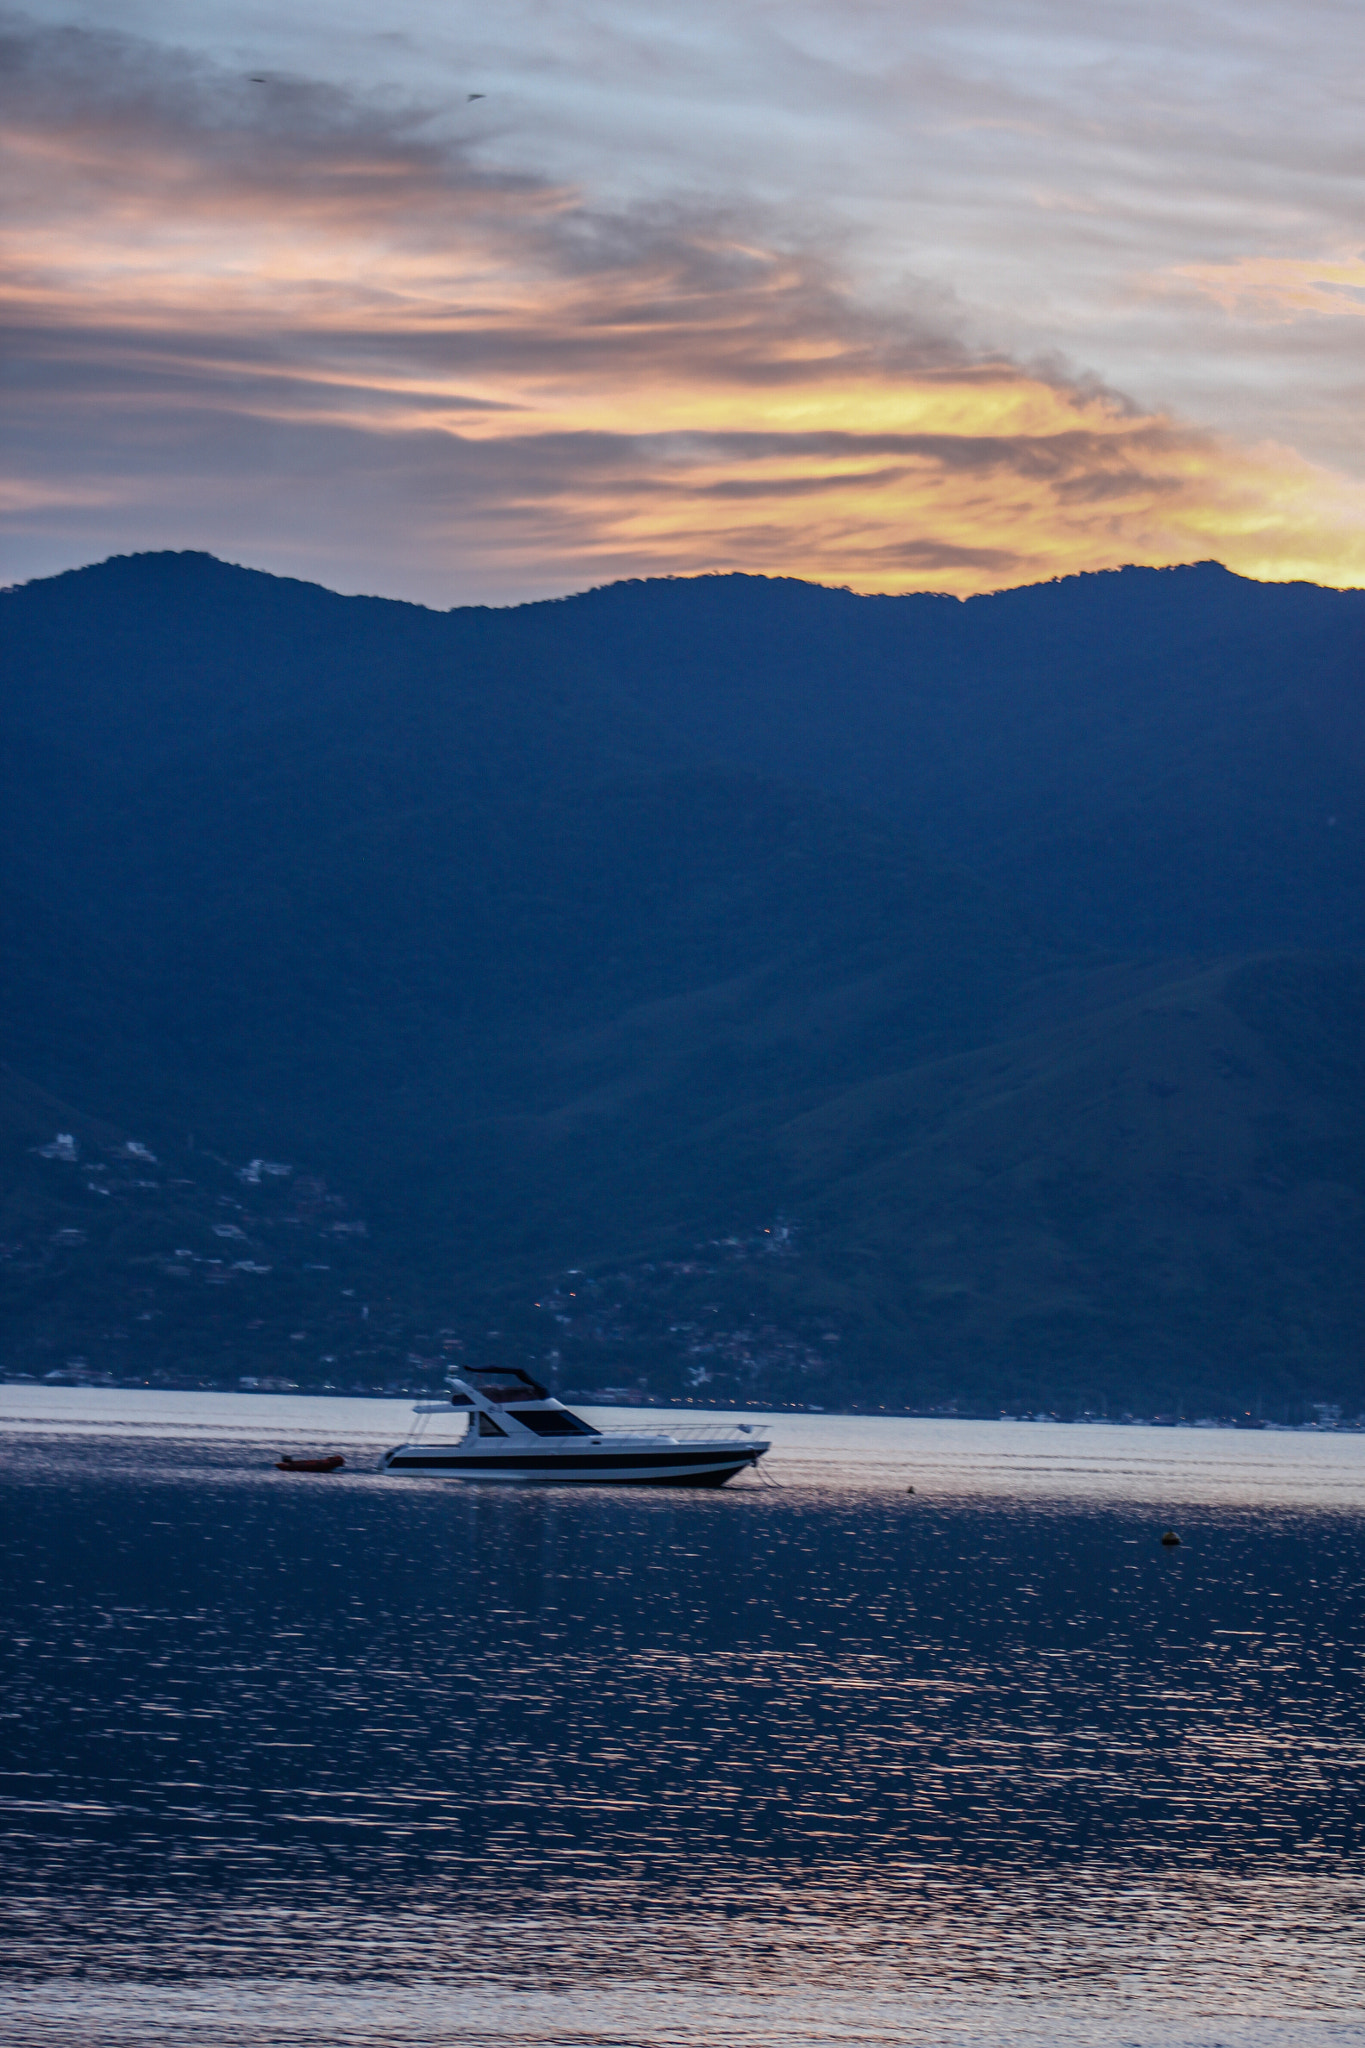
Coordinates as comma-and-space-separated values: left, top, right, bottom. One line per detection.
5, 0, 1365, 603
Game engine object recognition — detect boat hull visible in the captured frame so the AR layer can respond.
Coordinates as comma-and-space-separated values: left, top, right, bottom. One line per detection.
381, 1445, 762, 1486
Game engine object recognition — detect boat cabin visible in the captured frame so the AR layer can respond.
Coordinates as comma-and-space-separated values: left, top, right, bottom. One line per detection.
447, 1366, 600, 1440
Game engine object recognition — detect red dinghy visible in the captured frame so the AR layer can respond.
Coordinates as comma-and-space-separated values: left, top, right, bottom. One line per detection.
275, 1453, 345, 1472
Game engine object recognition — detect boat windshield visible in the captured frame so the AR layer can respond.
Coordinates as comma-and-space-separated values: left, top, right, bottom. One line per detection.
507, 1406, 596, 1436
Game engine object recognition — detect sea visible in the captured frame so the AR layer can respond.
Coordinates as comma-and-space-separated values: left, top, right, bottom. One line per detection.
3, 1389, 1365, 2047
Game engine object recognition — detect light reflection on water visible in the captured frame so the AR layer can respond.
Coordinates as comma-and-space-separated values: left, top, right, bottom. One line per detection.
3, 1393, 1365, 2045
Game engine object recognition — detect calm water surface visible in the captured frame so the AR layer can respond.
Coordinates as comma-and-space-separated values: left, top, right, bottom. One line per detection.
3, 1392, 1365, 2045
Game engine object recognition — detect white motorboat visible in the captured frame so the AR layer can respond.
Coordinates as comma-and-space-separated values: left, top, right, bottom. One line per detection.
381, 1366, 769, 1486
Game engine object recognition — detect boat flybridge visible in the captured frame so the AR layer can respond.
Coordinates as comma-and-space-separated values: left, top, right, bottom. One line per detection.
381, 1367, 770, 1486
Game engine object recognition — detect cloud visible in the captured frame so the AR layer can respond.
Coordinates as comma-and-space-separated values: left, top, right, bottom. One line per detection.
1173, 257, 1365, 322
4, 8, 1365, 602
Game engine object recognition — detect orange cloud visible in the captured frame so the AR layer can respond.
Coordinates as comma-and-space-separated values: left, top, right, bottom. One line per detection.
1172, 256, 1365, 322
4, 20, 1365, 601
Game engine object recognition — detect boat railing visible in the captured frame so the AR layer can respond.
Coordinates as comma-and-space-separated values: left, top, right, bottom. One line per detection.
567, 1415, 768, 1441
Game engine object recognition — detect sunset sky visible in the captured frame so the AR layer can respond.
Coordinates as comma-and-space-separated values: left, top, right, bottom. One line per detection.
6, 0, 1365, 602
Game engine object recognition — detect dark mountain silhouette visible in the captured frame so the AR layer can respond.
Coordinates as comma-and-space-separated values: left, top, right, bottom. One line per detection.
3, 552, 1363, 1414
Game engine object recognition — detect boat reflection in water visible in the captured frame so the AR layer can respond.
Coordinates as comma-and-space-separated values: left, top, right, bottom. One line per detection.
381, 1366, 769, 1486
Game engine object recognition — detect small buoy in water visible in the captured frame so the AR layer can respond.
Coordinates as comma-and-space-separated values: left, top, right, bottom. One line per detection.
906, 1484, 916, 1494
1160, 1529, 1181, 1547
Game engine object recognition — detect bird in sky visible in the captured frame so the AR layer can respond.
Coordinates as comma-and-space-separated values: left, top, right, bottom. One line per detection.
249, 75, 267, 83
467, 92, 485, 100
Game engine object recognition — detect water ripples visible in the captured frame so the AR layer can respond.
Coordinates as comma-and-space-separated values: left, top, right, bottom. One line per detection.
3, 1409, 1365, 2043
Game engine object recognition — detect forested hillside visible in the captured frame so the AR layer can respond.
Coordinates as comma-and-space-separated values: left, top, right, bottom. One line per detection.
4, 553, 1362, 1415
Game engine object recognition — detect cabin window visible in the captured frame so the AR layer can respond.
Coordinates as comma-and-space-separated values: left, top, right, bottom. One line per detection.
508, 1406, 594, 1436
476, 1411, 508, 1437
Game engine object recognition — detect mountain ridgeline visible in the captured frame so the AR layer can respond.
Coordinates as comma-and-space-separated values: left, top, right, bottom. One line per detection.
3, 552, 1363, 1416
